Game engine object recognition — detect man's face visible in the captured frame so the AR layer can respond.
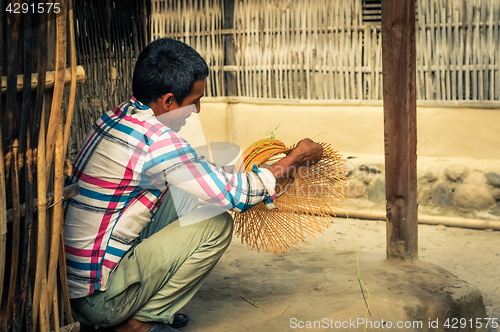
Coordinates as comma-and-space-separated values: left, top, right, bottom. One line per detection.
157, 78, 206, 132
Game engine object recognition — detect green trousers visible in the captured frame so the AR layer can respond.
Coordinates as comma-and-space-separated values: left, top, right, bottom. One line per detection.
70, 189, 233, 328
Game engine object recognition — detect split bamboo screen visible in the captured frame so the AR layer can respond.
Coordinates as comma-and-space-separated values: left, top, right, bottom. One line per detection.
152, 0, 500, 101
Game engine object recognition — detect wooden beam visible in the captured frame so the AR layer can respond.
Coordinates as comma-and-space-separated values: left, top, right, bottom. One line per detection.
1, 65, 85, 94
381, 0, 418, 260
224, 0, 237, 96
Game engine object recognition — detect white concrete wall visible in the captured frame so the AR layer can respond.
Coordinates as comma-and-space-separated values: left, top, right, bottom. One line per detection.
198, 99, 500, 160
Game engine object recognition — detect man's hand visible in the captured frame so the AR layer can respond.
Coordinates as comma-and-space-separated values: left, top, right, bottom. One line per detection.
265, 138, 323, 187
287, 138, 323, 167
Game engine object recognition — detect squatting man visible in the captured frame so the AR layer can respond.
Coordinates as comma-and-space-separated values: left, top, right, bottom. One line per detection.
65, 38, 322, 332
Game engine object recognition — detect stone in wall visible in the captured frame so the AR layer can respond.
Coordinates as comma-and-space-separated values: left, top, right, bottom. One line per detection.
367, 178, 386, 204
358, 164, 384, 177
463, 171, 488, 185
345, 179, 366, 198
485, 172, 500, 187
343, 159, 356, 176
453, 183, 496, 210
418, 187, 433, 205
419, 168, 439, 183
431, 182, 452, 208
491, 188, 500, 201
445, 165, 468, 182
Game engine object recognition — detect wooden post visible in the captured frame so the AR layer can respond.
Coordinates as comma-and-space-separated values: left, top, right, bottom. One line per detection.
224, 0, 237, 96
381, 0, 418, 260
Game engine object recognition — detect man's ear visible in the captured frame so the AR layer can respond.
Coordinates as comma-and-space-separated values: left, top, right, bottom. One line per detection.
161, 93, 175, 112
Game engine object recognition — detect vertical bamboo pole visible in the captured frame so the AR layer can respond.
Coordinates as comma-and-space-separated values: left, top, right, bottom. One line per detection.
0, 0, 5, 310
328, 1, 335, 99
374, 27, 381, 100
4, 3, 21, 330
7, 141, 21, 331
63, 0, 77, 158
246, 0, 252, 98
18, 3, 34, 330
256, 1, 262, 98
45, 1, 67, 177
472, 0, 479, 101
340, 0, 347, 99
299, 0, 306, 99
225, 0, 237, 96
52, 289, 60, 332
355, 0, 362, 100
464, 0, 472, 100
445, 0, 452, 101
34, 105, 49, 332
47, 117, 64, 314
32, 9, 48, 329
381, 0, 418, 260
493, 0, 499, 100
262, 1, 268, 99
451, 0, 458, 100
58, 230, 73, 324
425, 0, 433, 99
56, 1, 77, 324
415, 0, 422, 100
0, 111, 6, 320
477, 1, 484, 101
487, 0, 494, 100
458, 0, 464, 100
304, 0, 312, 100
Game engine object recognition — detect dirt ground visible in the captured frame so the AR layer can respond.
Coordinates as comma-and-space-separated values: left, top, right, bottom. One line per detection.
181, 217, 500, 331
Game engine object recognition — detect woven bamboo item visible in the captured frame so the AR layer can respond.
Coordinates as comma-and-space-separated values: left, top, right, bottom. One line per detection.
232, 138, 347, 254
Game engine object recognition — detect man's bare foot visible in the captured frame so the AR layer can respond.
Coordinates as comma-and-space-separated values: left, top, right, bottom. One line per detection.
113, 318, 154, 332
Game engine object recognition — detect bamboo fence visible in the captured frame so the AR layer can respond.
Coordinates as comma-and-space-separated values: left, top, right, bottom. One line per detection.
150, 0, 500, 101
151, 0, 226, 98
68, 0, 150, 160
0, 1, 82, 331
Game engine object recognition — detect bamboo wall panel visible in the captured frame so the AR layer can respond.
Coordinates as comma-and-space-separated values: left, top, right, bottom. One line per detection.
151, 0, 225, 98
69, 0, 150, 160
416, 0, 500, 101
233, 0, 375, 100
1, 1, 80, 330
151, 0, 499, 102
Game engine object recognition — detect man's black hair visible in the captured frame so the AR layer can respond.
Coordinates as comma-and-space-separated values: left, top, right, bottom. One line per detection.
132, 38, 209, 105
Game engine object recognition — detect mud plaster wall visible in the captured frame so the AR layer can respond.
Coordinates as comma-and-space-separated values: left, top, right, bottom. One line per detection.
197, 100, 500, 161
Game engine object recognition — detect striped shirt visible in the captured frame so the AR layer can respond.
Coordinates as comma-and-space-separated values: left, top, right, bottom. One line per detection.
64, 97, 276, 299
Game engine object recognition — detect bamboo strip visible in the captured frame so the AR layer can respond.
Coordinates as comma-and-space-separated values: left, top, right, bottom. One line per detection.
472, 0, 479, 100
52, 287, 60, 332
32, 9, 48, 328
465, 0, 472, 100
0, 0, 4, 311
494, 0, 500, 100
45, 2, 67, 177
0, 66, 85, 94
0, 112, 6, 317
63, 0, 77, 159
33, 104, 49, 332
487, 0, 494, 100
47, 118, 64, 312
58, 231, 73, 324
18, 4, 35, 329
5, 3, 21, 329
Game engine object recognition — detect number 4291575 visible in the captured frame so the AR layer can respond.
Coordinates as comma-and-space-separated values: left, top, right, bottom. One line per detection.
5, 2, 61, 14
444, 317, 498, 329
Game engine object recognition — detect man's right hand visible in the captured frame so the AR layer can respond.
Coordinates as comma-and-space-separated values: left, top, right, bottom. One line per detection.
265, 138, 323, 187
288, 138, 323, 167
